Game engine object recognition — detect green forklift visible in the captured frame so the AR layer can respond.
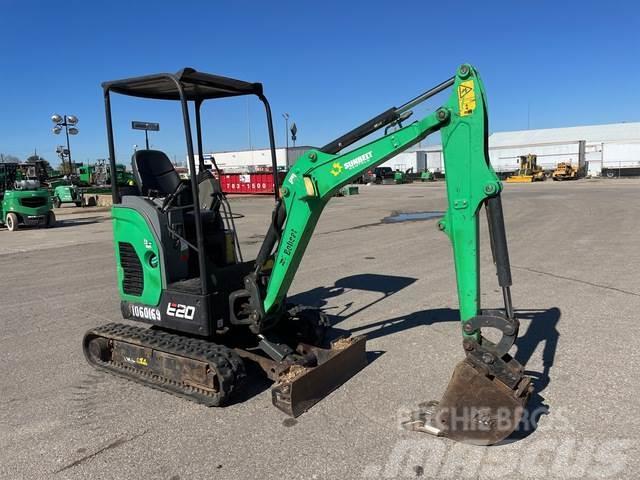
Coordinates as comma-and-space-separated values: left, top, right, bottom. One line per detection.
51, 182, 83, 208
0, 162, 55, 231
420, 170, 434, 181
84, 65, 532, 445
394, 167, 413, 184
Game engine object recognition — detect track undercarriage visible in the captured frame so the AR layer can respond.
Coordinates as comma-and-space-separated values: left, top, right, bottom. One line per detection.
83, 307, 367, 416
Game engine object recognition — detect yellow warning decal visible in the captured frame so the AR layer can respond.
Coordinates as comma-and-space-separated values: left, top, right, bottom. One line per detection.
457, 80, 476, 116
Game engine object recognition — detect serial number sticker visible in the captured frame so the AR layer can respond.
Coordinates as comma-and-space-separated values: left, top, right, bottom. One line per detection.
130, 305, 161, 321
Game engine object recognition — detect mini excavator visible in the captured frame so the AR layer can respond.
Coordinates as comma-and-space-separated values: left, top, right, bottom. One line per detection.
84, 64, 532, 445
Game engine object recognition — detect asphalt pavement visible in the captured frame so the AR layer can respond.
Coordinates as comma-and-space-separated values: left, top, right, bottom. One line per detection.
1, 179, 639, 479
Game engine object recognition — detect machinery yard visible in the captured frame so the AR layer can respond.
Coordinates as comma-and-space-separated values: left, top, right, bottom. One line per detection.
1, 179, 639, 479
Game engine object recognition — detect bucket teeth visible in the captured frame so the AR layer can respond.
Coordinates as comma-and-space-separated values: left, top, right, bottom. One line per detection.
402, 358, 533, 445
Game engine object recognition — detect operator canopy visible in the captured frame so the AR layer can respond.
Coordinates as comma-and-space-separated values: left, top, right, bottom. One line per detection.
102, 67, 263, 101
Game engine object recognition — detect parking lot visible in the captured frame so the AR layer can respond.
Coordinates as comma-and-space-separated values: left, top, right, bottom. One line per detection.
1, 179, 639, 479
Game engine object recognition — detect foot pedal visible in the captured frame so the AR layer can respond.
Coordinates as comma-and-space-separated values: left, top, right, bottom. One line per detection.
402, 358, 532, 445
271, 335, 367, 417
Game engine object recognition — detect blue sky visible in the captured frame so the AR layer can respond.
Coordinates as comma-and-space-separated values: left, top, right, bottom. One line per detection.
0, 0, 638, 165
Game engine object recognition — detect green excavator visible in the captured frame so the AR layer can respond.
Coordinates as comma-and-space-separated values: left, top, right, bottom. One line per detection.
84, 64, 532, 445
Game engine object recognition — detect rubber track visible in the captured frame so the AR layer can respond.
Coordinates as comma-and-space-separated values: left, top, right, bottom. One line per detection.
83, 323, 245, 406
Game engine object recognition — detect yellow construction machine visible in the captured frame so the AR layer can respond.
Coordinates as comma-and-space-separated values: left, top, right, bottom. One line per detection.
551, 162, 579, 181
506, 154, 545, 183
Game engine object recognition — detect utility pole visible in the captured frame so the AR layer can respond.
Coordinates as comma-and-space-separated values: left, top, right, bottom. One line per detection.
282, 113, 290, 166
247, 97, 253, 150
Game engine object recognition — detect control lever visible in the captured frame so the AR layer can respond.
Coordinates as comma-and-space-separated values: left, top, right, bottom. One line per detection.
161, 181, 188, 213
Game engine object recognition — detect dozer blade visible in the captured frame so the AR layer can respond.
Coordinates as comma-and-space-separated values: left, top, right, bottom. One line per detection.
505, 175, 533, 183
403, 358, 532, 445
271, 335, 367, 417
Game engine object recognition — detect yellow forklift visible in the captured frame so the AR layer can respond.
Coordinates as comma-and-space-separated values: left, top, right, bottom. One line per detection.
506, 154, 545, 183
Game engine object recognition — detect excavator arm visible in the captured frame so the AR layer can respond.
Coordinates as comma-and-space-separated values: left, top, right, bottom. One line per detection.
247, 64, 532, 444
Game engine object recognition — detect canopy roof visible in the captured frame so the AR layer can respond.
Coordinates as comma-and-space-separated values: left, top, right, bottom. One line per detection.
102, 68, 263, 101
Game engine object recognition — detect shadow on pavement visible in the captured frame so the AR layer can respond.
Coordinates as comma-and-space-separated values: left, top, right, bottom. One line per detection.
289, 273, 417, 328
509, 307, 561, 441
291, 275, 561, 443
55, 216, 108, 227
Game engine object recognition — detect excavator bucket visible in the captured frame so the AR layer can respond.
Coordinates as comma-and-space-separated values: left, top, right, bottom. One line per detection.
403, 358, 533, 445
271, 336, 367, 417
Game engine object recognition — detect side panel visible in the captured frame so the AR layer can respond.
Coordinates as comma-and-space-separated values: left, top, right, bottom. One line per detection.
112, 205, 163, 306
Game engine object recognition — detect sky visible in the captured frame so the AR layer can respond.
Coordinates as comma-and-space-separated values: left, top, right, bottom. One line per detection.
0, 0, 638, 166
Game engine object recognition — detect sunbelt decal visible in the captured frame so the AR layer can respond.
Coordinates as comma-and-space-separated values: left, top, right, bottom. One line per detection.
344, 151, 373, 170
330, 150, 373, 176
330, 163, 343, 176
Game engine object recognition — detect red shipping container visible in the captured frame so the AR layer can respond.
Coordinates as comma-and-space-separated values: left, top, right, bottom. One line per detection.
219, 172, 286, 195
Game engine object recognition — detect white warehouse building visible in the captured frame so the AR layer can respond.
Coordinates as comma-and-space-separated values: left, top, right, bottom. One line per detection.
197, 122, 640, 177
389, 122, 640, 177
193, 146, 313, 173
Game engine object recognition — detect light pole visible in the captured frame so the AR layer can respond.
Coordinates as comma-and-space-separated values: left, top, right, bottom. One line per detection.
51, 114, 79, 175
282, 113, 289, 167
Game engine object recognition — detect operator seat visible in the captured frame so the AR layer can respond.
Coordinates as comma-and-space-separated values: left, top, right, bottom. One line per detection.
132, 149, 181, 197
131, 149, 228, 268
132, 150, 223, 210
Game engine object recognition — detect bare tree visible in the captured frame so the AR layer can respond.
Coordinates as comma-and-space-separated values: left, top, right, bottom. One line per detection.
26, 154, 52, 171
0, 153, 21, 163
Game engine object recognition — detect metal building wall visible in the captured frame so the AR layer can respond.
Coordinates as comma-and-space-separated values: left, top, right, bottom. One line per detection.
488, 141, 584, 172
198, 123, 640, 177
379, 152, 420, 171
197, 146, 313, 172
